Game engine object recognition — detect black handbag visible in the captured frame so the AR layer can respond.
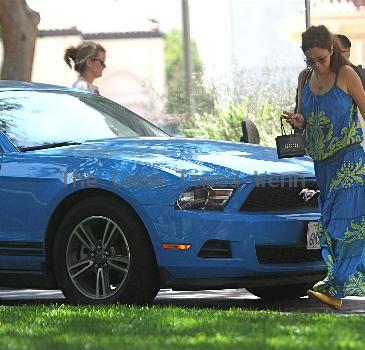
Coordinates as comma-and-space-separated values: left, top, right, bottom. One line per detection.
275, 118, 306, 159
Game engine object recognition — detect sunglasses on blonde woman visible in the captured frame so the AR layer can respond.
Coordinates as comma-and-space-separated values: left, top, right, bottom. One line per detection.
304, 55, 329, 67
93, 58, 106, 68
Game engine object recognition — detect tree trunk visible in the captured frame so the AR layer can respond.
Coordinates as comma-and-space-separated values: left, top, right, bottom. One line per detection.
0, 0, 40, 81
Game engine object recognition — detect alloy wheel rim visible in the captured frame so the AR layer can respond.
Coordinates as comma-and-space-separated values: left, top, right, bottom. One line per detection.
66, 216, 130, 300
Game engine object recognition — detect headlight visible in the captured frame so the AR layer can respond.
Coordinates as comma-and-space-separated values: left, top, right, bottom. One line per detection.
175, 185, 239, 210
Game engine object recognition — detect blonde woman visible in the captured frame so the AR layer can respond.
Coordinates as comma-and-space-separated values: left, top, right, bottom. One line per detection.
64, 41, 106, 94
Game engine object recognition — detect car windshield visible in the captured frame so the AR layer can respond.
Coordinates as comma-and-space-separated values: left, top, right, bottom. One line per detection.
0, 89, 168, 150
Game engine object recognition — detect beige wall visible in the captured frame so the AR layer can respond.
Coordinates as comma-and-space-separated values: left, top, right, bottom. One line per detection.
94, 37, 166, 117
0, 34, 166, 118
32, 35, 80, 86
310, 13, 365, 66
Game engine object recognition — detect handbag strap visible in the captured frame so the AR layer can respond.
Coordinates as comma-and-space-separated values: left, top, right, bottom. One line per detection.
297, 68, 312, 114
280, 69, 311, 136
280, 117, 287, 135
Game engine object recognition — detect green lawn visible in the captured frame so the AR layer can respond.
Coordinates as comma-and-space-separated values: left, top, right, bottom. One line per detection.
0, 304, 364, 350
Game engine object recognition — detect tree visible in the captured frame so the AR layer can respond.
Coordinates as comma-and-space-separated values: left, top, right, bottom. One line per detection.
164, 29, 215, 115
0, 0, 40, 81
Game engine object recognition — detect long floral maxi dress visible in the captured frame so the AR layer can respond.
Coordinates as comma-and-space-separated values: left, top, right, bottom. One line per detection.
302, 77, 365, 298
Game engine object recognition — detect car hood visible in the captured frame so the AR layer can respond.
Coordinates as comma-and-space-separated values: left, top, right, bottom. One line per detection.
41, 137, 315, 180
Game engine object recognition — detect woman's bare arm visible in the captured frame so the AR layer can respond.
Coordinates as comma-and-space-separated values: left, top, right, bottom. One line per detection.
342, 65, 365, 119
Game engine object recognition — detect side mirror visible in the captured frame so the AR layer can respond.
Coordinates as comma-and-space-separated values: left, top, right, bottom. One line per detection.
240, 119, 260, 144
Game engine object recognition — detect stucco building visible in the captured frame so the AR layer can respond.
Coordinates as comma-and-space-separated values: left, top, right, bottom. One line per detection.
283, 0, 365, 66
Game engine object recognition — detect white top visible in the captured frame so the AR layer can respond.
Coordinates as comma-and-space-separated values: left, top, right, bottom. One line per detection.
72, 76, 99, 94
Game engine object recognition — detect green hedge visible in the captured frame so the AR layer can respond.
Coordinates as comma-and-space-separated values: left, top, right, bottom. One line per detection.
182, 97, 292, 147
181, 64, 299, 146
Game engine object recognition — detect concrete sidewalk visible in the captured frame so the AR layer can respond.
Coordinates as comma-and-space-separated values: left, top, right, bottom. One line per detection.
0, 288, 364, 314
155, 289, 365, 314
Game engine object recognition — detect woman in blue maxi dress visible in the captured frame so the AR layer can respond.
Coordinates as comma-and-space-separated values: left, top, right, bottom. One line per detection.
283, 25, 365, 309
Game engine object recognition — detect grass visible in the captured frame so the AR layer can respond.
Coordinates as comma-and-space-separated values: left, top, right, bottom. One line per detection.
0, 304, 365, 350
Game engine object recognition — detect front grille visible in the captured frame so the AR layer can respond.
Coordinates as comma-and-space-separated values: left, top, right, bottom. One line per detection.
241, 180, 319, 211
256, 245, 323, 264
198, 240, 232, 258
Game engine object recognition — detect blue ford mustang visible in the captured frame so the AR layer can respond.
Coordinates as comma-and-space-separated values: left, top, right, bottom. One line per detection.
0, 81, 325, 304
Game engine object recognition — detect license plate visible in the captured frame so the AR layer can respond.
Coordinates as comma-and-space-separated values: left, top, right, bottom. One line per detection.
306, 222, 321, 250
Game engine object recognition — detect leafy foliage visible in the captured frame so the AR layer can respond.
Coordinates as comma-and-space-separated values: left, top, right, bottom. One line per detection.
164, 29, 215, 115
165, 29, 203, 82
182, 63, 298, 146
183, 98, 287, 147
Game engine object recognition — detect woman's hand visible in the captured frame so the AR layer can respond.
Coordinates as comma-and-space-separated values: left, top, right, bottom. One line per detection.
282, 111, 305, 129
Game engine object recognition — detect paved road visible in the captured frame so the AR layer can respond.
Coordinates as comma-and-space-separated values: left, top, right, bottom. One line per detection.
0, 288, 364, 314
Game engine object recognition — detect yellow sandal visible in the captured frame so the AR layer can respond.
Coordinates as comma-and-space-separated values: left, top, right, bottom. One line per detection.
307, 290, 342, 310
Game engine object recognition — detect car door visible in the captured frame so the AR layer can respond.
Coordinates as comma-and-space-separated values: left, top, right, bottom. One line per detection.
0, 105, 46, 271
0, 88, 92, 272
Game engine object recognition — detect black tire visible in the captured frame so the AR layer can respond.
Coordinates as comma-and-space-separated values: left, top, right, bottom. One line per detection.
247, 283, 313, 300
53, 196, 160, 305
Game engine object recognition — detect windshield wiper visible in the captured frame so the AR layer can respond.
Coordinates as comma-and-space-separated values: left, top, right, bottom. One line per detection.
19, 141, 82, 152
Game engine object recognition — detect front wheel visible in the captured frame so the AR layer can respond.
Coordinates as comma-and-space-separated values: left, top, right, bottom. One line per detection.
247, 283, 313, 300
53, 196, 160, 305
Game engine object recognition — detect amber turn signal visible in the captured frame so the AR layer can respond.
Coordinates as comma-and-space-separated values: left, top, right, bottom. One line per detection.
162, 243, 192, 250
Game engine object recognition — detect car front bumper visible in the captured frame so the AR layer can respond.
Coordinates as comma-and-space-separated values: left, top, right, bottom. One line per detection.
143, 205, 326, 289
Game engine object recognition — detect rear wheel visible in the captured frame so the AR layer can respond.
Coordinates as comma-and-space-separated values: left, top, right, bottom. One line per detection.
247, 283, 313, 300
53, 196, 160, 304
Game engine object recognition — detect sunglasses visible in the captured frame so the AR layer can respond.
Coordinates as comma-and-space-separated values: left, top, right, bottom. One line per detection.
304, 55, 329, 66
93, 58, 106, 68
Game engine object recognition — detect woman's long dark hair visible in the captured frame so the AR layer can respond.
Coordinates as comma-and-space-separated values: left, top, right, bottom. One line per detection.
301, 25, 349, 72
